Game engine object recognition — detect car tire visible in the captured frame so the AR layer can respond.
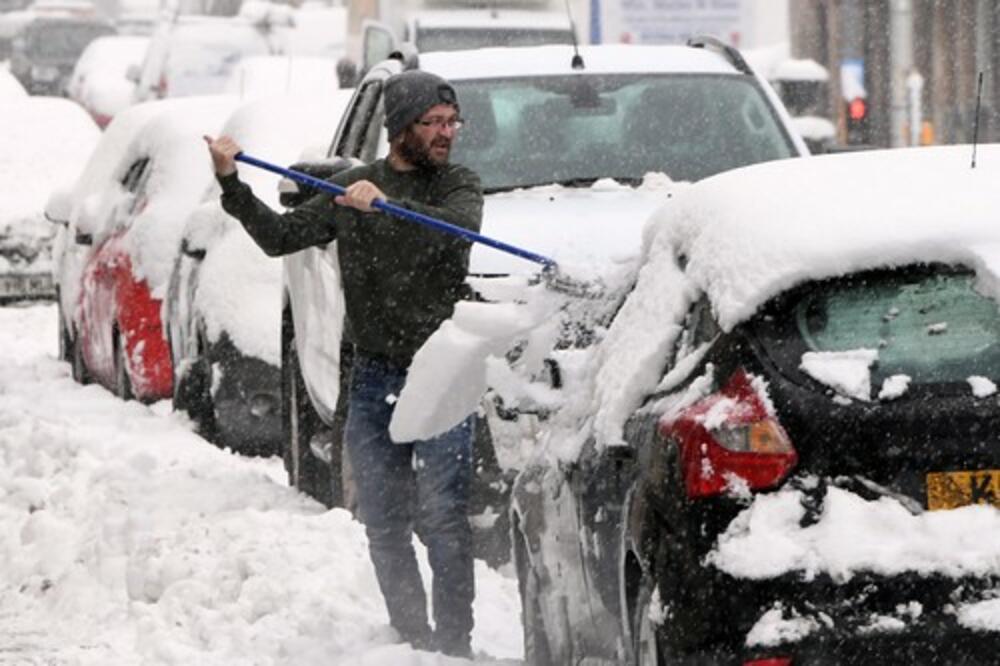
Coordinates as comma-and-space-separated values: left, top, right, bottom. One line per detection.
281, 308, 337, 507
172, 332, 218, 442
114, 332, 134, 401
71, 332, 90, 385
633, 575, 665, 666
514, 524, 554, 666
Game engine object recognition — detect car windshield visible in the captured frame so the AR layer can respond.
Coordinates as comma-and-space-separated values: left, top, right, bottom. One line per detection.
416, 27, 573, 52
779, 270, 1000, 386
26, 23, 110, 58
449, 73, 796, 192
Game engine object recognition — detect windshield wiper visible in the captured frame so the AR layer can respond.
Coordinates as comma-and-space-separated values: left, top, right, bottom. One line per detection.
484, 176, 644, 194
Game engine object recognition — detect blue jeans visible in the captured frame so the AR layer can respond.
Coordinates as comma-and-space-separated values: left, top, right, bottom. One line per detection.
344, 353, 475, 651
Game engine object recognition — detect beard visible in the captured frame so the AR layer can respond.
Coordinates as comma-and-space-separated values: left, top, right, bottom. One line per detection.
398, 127, 451, 168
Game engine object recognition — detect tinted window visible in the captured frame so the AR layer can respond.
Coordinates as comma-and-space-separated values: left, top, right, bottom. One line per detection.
449, 74, 795, 192
767, 270, 1000, 386
26, 22, 112, 58
415, 27, 573, 52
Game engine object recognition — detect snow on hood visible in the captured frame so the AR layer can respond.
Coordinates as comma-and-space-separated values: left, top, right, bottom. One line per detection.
120, 96, 240, 297
0, 66, 27, 98
659, 145, 1000, 332
187, 92, 351, 364
471, 177, 674, 277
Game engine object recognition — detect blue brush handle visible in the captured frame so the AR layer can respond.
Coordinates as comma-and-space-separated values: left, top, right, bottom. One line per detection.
234, 152, 557, 268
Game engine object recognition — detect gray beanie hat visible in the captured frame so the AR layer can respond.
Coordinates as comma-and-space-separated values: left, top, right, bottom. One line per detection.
384, 70, 459, 139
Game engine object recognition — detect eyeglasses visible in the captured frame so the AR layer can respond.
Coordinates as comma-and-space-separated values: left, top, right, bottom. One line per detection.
415, 116, 464, 131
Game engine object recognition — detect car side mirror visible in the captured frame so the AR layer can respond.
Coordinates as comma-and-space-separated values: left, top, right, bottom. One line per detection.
278, 157, 358, 208
44, 187, 73, 226
125, 63, 140, 84
75, 230, 93, 246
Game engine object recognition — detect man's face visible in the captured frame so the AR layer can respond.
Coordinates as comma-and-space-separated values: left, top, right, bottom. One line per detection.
399, 103, 461, 168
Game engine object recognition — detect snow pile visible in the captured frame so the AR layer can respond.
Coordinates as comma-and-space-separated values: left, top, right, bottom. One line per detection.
0, 304, 522, 664
708, 483, 1000, 581
877, 374, 911, 401
968, 375, 997, 398
184, 92, 351, 364
799, 349, 878, 402
68, 35, 150, 123
745, 604, 820, 647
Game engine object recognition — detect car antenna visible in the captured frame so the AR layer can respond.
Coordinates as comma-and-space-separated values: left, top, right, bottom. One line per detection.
971, 71, 983, 169
564, 0, 584, 70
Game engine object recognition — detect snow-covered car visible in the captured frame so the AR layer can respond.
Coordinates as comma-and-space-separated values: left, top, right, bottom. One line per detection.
510, 144, 1000, 664
130, 15, 271, 103
277, 41, 806, 549
8, 14, 115, 94
66, 34, 149, 127
58, 96, 239, 401
164, 91, 350, 456
223, 54, 343, 100
0, 97, 98, 304
46, 100, 165, 378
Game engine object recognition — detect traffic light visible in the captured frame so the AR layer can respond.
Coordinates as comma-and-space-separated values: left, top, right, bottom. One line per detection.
846, 96, 869, 144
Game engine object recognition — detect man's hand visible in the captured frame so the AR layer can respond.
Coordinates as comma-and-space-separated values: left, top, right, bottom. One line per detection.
203, 135, 240, 177
335, 180, 385, 213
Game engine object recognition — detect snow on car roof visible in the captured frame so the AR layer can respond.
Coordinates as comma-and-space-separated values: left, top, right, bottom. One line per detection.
656, 144, 1000, 331
411, 9, 573, 30
0, 66, 26, 99
118, 95, 240, 295
419, 43, 741, 80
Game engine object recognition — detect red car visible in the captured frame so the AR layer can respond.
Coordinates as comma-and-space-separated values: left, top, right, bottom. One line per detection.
71, 96, 239, 401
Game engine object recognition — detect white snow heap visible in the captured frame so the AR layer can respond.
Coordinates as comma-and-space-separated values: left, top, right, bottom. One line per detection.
878, 374, 911, 401
799, 349, 878, 402
968, 375, 998, 398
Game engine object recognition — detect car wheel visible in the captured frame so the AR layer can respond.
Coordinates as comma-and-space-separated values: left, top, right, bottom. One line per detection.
633, 576, 665, 666
71, 332, 90, 385
114, 332, 134, 401
514, 524, 554, 666
281, 308, 336, 507
172, 333, 218, 442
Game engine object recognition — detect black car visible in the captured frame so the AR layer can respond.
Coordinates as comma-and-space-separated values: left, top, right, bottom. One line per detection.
513, 261, 1000, 665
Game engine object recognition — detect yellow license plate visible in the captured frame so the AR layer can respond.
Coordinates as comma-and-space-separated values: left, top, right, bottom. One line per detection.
927, 470, 1000, 510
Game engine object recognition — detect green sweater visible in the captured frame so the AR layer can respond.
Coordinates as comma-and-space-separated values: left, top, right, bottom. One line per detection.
218, 159, 484, 367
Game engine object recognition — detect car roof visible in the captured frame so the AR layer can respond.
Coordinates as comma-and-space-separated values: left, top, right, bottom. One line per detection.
417, 44, 742, 80
409, 9, 574, 31
651, 144, 1000, 331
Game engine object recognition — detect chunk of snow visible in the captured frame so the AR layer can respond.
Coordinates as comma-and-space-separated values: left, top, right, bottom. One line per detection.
956, 598, 1000, 632
800, 349, 878, 402
745, 605, 819, 647
708, 484, 1000, 581
968, 376, 997, 398
878, 374, 911, 401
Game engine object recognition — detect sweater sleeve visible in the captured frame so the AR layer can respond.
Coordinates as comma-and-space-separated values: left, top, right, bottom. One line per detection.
217, 172, 340, 257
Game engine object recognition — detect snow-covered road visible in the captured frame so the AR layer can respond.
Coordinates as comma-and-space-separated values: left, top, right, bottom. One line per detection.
0, 303, 523, 665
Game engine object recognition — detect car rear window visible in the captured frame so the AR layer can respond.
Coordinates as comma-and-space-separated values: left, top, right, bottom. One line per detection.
764, 270, 1000, 386
450, 73, 796, 192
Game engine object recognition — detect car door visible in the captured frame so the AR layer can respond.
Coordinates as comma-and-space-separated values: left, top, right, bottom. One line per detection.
80, 156, 149, 385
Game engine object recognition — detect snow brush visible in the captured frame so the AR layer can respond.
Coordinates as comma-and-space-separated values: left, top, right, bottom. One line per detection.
233, 152, 600, 297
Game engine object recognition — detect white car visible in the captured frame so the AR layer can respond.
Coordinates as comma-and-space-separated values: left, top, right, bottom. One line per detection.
164, 90, 351, 457
131, 15, 271, 102
223, 55, 344, 100
276, 40, 807, 562
66, 34, 150, 127
1, 97, 98, 304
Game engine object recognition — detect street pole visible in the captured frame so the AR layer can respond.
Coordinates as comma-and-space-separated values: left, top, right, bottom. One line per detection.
889, 0, 914, 147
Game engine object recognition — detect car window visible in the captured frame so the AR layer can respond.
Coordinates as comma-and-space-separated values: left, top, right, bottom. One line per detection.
119, 156, 150, 217
25, 21, 111, 58
761, 269, 1000, 387
449, 73, 796, 192
359, 95, 385, 162
332, 78, 383, 158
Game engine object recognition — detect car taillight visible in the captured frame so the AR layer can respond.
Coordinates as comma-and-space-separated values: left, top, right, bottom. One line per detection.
659, 369, 797, 499
155, 73, 168, 98
744, 658, 792, 666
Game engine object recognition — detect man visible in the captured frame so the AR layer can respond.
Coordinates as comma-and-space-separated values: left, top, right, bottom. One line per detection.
204, 70, 483, 658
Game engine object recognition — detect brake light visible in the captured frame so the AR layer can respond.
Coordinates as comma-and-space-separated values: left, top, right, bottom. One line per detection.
155, 73, 168, 98
659, 370, 797, 499
744, 658, 792, 666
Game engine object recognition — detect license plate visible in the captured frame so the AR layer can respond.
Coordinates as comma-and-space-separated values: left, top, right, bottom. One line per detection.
0, 273, 54, 300
926, 470, 1000, 510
